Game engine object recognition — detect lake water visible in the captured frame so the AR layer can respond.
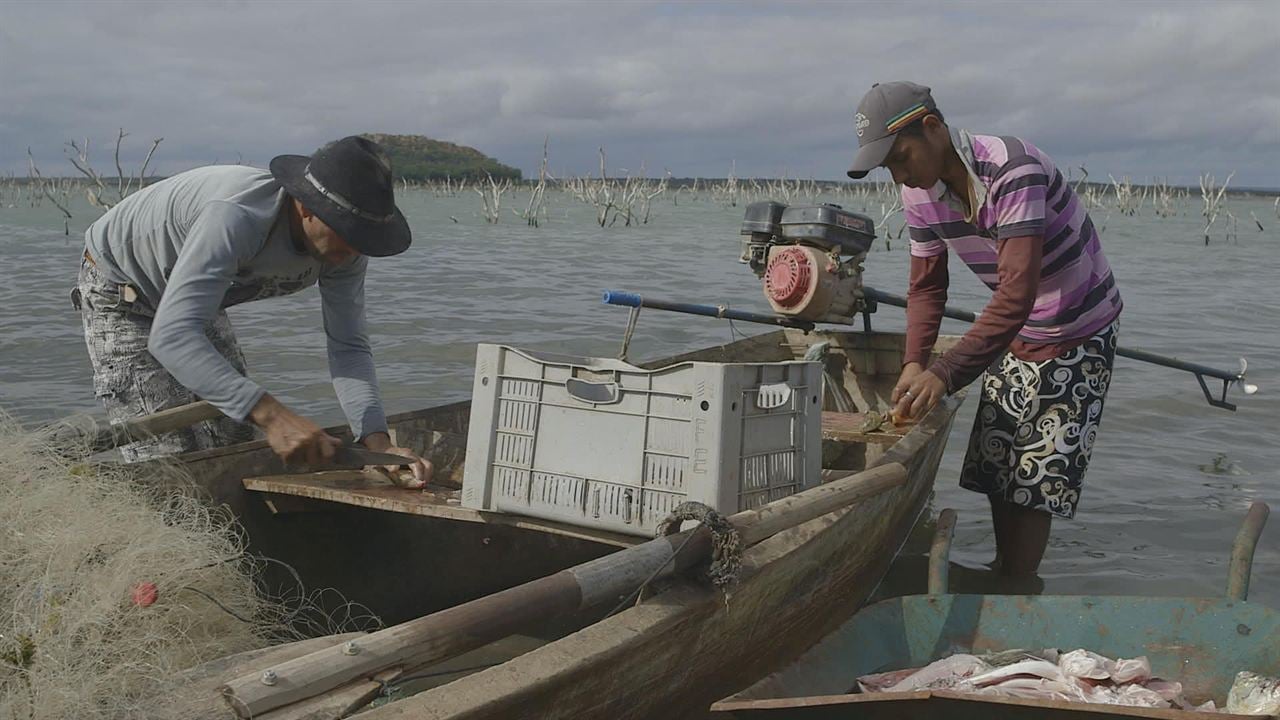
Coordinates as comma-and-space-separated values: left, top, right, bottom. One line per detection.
2, 185, 1277, 610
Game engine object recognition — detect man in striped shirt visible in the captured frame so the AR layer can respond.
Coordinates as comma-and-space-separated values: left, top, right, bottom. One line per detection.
848, 81, 1123, 576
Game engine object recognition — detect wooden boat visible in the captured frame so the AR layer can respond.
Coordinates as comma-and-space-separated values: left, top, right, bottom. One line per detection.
711, 503, 1278, 720
171, 328, 965, 718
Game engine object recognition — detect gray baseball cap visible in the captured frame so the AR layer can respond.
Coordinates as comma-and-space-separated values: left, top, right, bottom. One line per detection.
847, 81, 937, 179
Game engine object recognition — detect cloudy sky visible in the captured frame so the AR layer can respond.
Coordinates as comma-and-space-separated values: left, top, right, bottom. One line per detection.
2, 1, 1277, 187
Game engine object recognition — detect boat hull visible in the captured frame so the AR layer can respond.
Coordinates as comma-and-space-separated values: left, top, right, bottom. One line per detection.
359, 329, 965, 719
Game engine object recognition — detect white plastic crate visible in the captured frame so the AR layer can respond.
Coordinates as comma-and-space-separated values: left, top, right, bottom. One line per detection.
461, 344, 822, 536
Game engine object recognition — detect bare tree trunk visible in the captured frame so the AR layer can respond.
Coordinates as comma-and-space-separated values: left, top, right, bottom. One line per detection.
516, 136, 550, 227
64, 130, 163, 209
1200, 171, 1234, 245
27, 148, 73, 235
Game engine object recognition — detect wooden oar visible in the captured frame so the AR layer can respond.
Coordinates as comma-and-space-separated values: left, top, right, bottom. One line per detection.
44, 400, 224, 454
219, 462, 909, 718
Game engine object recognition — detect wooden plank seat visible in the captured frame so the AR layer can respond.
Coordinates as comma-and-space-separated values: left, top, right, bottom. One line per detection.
242, 471, 638, 548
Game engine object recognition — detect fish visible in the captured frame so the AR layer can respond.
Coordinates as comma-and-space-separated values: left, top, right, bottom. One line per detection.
964, 659, 1066, 688
973, 677, 1089, 703
1144, 679, 1186, 706
978, 648, 1056, 668
861, 649, 1239, 713
856, 666, 920, 693
1110, 656, 1152, 684
1226, 671, 1280, 715
1109, 683, 1171, 708
859, 410, 886, 433
1058, 649, 1114, 680
881, 654, 992, 692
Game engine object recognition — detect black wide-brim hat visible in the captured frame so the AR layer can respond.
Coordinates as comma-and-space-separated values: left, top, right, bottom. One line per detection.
270, 136, 411, 257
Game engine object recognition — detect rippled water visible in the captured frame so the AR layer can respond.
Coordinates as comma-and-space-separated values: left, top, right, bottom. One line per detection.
1, 187, 1277, 608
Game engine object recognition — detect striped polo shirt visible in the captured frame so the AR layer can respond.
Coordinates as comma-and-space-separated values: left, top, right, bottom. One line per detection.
903, 130, 1122, 343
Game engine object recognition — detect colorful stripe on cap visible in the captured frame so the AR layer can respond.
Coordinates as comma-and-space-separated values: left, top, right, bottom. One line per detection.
886, 102, 930, 133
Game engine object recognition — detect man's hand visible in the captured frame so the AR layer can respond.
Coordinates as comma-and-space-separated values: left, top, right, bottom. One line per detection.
891, 362, 947, 422
892, 362, 926, 406
250, 394, 342, 465
896, 363, 947, 420
361, 432, 434, 489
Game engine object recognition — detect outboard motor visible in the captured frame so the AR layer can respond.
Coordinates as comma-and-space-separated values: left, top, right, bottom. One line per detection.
739, 201, 877, 323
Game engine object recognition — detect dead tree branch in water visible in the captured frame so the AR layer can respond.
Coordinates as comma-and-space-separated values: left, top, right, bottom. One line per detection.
712, 161, 740, 207
66, 129, 163, 210
1199, 171, 1234, 245
1108, 174, 1143, 216
514, 136, 551, 227
474, 172, 509, 224
66, 138, 110, 209
876, 194, 903, 251
1152, 177, 1178, 218
27, 148, 72, 235
639, 170, 670, 224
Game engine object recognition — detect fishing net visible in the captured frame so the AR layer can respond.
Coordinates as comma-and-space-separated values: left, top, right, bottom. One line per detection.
0, 411, 379, 719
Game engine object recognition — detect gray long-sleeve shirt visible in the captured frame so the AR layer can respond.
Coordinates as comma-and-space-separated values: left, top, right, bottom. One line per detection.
84, 165, 388, 439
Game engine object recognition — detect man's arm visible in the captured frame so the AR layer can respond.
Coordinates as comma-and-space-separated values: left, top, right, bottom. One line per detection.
317, 256, 388, 442
926, 237, 1042, 392
148, 201, 340, 464
891, 202, 950, 409
148, 201, 268, 420
318, 260, 431, 487
904, 252, 949, 368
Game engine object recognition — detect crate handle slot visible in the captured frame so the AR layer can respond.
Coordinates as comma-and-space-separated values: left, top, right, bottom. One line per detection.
756, 383, 793, 409
566, 378, 622, 405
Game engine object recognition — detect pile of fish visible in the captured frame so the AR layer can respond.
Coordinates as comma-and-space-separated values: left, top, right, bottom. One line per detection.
856, 649, 1280, 714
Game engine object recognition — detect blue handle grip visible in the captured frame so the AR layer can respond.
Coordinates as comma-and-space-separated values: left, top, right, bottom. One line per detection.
599, 289, 815, 330
602, 290, 643, 307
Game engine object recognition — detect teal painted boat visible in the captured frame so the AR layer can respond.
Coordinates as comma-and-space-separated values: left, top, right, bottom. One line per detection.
713, 502, 1277, 719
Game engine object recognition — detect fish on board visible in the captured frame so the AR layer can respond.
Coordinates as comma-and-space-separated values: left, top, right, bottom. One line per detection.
1227, 671, 1280, 715
1058, 649, 1114, 680
879, 654, 992, 692
965, 659, 1066, 688
856, 648, 1196, 711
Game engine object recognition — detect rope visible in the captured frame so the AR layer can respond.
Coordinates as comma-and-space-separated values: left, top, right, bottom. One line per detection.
381, 662, 504, 694
727, 317, 744, 342
654, 502, 742, 589
176, 586, 256, 625
618, 305, 641, 361
719, 302, 745, 343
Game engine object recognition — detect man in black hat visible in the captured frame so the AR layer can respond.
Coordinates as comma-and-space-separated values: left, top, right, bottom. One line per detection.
75, 135, 431, 486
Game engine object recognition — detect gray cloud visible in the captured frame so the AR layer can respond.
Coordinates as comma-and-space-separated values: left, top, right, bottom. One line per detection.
1, 0, 1276, 186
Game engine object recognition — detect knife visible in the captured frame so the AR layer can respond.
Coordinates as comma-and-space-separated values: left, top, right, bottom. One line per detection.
285, 444, 414, 471
331, 444, 413, 468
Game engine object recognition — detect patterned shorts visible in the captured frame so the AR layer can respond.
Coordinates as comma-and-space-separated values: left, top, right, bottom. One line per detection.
959, 319, 1119, 520
76, 256, 257, 462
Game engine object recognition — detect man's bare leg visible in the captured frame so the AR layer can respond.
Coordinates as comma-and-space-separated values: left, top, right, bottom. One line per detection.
990, 495, 1052, 575
987, 493, 1011, 569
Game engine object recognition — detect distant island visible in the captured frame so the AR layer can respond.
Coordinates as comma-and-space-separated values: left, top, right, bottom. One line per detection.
361, 133, 521, 182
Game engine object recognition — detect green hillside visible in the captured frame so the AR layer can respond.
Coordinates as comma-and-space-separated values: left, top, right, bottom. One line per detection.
362, 133, 521, 182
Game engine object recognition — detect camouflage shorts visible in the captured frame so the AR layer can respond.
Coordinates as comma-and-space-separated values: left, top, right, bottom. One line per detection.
76, 255, 257, 462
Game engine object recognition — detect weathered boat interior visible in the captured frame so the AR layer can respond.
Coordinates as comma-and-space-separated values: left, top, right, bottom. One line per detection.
174, 329, 963, 719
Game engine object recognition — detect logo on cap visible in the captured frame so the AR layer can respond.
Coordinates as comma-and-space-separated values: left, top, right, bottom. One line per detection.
855, 112, 869, 138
